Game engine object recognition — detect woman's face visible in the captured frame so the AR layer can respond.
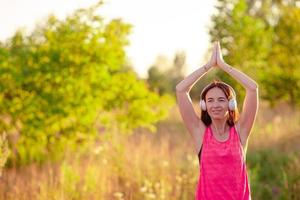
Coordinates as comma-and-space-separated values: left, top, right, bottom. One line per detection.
205, 87, 229, 120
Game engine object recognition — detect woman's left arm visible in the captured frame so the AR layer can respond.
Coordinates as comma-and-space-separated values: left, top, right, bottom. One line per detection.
216, 42, 258, 145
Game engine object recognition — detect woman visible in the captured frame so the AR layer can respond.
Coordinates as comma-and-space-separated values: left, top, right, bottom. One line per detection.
175, 41, 258, 199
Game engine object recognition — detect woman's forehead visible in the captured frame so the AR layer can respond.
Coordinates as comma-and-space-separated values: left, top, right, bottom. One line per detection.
206, 87, 226, 98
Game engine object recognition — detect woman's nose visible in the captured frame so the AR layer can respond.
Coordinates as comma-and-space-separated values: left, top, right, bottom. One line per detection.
212, 102, 221, 107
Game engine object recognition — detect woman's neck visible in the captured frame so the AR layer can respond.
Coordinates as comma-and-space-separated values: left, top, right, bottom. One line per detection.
211, 119, 228, 135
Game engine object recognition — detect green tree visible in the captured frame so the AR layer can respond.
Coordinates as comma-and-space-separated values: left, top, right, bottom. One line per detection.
261, 5, 300, 106
0, 3, 173, 166
147, 51, 186, 95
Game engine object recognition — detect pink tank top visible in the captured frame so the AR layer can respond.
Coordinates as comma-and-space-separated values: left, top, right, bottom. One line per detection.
195, 125, 251, 200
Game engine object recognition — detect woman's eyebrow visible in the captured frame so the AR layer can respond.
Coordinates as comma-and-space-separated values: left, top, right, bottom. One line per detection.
207, 97, 226, 100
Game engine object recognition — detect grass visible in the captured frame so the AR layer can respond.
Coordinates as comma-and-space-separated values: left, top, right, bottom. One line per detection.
0, 101, 300, 199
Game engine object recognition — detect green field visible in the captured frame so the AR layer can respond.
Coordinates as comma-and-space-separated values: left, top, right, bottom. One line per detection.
1, 102, 299, 200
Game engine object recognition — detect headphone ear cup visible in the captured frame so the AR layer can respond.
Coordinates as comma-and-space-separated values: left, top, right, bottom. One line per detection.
229, 99, 237, 111
200, 100, 207, 111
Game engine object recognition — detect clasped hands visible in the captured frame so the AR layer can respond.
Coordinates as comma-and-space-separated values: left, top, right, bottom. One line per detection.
205, 41, 227, 70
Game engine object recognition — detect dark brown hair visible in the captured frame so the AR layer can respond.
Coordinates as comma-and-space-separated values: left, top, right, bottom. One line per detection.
200, 80, 239, 127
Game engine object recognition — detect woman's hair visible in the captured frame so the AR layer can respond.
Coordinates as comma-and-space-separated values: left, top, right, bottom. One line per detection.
200, 80, 239, 127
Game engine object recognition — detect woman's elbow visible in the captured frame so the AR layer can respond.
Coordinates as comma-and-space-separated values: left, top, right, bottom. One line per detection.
176, 84, 182, 92
247, 83, 258, 93
176, 83, 185, 92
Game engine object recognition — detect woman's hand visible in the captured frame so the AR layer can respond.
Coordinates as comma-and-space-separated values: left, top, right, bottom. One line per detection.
206, 42, 217, 68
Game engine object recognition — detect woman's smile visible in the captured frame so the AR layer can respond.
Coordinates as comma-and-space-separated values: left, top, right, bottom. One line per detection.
211, 107, 223, 113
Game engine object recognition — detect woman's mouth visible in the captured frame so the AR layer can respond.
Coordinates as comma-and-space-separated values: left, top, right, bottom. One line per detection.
212, 110, 221, 114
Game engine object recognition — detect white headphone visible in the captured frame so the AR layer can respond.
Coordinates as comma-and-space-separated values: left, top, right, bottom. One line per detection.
199, 82, 237, 111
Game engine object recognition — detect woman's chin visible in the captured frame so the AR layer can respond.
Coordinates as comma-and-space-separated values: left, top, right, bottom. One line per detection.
210, 113, 226, 120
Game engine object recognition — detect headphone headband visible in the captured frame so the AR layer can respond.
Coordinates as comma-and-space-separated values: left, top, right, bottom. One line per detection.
200, 82, 236, 100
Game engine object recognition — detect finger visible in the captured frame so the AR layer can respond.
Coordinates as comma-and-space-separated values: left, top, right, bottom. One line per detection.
213, 42, 218, 55
212, 41, 217, 52
214, 40, 218, 46
210, 44, 215, 58
214, 45, 217, 58
217, 41, 222, 54
215, 43, 219, 58
213, 42, 217, 51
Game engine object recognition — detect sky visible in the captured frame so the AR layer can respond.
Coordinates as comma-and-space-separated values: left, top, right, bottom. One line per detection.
0, 0, 217, 78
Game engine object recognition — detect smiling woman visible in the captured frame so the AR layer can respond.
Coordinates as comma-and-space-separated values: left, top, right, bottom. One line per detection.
175, 41, 258, 199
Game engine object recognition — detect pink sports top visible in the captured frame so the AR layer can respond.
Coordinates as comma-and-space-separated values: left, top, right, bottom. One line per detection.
195, 125, 251, 200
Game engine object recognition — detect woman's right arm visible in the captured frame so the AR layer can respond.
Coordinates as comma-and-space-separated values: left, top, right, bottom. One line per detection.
175, 43, 217, 148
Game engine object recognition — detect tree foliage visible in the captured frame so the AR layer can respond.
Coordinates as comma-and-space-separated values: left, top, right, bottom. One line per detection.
147, 51, 186, 95
262, 5, 300, 106
0, 3, 173, 166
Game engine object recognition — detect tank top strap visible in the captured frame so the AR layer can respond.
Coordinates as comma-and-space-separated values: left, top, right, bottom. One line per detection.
203, 125, 212, 143
198, 126, 211, 160
230, 125, 236, 139
231, 124, 243, 144
231, 124, 247, 161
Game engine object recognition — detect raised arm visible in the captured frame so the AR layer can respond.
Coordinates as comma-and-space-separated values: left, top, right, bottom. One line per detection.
216, 42, 258, 146
176, 43, 217, 92
176, 43, 217, 153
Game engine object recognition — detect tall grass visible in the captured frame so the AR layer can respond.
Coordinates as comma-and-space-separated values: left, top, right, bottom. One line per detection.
0, 102, 299, 199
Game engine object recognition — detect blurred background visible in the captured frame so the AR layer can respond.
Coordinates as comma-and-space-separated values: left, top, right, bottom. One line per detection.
0, 0, 300, 199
